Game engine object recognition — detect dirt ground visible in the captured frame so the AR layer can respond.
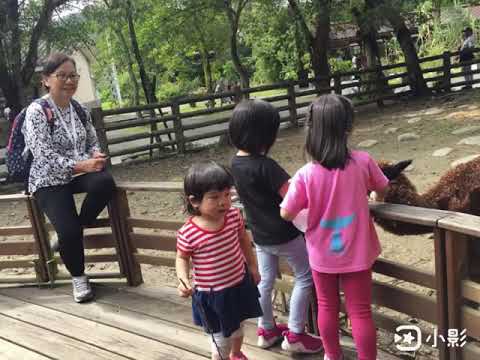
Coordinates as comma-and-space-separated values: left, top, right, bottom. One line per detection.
2, 90, 480, 358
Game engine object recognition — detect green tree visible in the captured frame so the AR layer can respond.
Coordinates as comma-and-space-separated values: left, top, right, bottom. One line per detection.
0, 0, 72, 112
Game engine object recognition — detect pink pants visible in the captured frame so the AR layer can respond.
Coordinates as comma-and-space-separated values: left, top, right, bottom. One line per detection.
312, 269, 377, 360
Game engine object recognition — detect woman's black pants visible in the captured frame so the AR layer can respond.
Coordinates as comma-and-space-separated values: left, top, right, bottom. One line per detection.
34, 171, 116, 277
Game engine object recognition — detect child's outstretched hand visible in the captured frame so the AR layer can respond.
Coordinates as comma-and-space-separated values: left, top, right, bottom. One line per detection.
178, 279, 193, 298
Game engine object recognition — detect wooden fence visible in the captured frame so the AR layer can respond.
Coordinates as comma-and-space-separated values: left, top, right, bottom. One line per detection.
1, 182, 479, 359
88, 48, 480, 162
0, 48, 478, 176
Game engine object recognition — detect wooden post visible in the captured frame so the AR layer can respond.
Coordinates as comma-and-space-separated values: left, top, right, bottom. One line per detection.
333, 74, 342, 95
90, 107, 111, 168
434, 228, 450, 360
445, 230, 468, 360
26, 197, 52, 283
375, 66, 385, 108
287, 81, 298, 126
171, 101, 185, 154
443, 51, 452, 93
109, 189, 143, 286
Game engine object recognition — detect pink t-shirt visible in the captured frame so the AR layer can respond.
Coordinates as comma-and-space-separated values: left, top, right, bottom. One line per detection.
281, 151, 389, 273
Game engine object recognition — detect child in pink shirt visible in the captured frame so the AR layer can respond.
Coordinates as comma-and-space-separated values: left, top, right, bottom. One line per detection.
280, 94, 389, 360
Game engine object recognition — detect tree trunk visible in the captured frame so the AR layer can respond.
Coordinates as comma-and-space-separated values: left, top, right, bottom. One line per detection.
201, 50, 214, 94
124, 0, 155, 104
288, 0, 331, 89
373, 1, 430, 97
312, 0, 331, 89
115, 27, 141, 106
289, 4, 309, 86
223, 0, 250, 89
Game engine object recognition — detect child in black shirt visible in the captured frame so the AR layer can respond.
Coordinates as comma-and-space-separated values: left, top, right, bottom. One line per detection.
229, 99, 322, 354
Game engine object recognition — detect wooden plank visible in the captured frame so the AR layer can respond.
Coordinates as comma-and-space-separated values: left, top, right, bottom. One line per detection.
0, 292, 206, 360
131, 233, 176, 251
93, 284, 401, 360
0, 225, 33, 236
85, 218, 112, 229
438, 213, 480, 238
463, 280, 480, 303
0, 313, 128, 360
462, 306, 480, 340
55, 254, 118, 264
372, 281, 437, 323
0, 337, 50, 360
0, 241, 37, 255
135, 254, 175, 268
464, 342, 480, 360
0, 260, 34, 270
0, 194, 29, 203
83, 233, 116, 249
369, 202, 451, 227
373, 258, 436, 289
445, 230, 469, 360
116, 181, 183, 192
1, 286, 292, 360
434, 228, 450, 360
128, 218, 184, 231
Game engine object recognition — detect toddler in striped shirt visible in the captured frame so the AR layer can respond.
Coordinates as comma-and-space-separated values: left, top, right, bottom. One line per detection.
176, 161, 262, 360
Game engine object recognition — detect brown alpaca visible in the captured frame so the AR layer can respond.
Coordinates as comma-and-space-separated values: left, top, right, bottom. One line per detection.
374, 158, 480, 235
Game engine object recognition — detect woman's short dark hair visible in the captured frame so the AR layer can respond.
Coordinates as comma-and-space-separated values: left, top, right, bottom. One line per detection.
229, 99, 280, 155
183, 161, 234, 215
42, 52, 76, 77
305, 94, 354, 170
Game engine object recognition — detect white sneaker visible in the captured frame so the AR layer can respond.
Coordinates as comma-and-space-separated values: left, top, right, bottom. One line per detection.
324, 354, 344, 360
72, 275, 94, 303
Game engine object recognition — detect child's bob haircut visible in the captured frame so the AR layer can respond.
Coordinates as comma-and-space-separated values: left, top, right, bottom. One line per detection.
229, 99, 280, 155
183, 161, 234, 215
305, 94, 354, 170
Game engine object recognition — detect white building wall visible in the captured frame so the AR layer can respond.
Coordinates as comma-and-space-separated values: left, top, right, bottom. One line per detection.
71, 50, 99, 109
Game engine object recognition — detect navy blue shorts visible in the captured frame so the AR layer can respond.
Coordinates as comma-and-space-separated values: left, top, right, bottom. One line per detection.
192, 270, 263, 337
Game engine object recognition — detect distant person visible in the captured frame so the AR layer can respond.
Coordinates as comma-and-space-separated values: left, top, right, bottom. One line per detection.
176, 161, 262, 360
3, 107, 12, 122
280, 95, 390, 360
24, 52, 115, 303
459, 27, 475, 89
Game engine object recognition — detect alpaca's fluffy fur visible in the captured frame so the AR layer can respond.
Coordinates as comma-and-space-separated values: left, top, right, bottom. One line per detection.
375, 158, 480, 235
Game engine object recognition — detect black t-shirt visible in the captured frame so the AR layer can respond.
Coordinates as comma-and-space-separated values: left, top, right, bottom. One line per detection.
231, 155, 301, 246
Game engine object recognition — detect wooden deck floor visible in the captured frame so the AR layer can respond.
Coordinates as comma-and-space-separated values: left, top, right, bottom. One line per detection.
0, 282, 402, 360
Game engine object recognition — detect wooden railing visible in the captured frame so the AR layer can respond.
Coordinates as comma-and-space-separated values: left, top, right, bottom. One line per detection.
1, 182, 480, 359
86, 48, 480, 162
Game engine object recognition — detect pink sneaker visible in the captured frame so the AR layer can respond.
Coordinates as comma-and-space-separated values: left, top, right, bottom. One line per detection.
257, 323, 288, 348
230, 351, 248, 360
281, 330, 323, 353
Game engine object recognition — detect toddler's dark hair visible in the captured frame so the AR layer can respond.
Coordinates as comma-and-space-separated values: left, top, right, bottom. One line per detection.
229, 99, 280, 155
305, 94, 354, 169
183, 161, 234, 215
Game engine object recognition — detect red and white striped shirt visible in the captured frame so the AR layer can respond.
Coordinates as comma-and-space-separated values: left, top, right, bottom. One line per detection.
177, 208, 246, 291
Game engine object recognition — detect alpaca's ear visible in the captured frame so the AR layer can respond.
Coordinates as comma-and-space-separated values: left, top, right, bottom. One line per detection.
395, 159, 413, 173
382, 159, 412, 180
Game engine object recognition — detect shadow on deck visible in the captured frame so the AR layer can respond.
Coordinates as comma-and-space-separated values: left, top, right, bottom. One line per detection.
0, 281, 401, 360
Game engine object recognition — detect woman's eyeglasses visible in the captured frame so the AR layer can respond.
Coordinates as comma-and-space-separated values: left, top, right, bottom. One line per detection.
52, 73, 81, 82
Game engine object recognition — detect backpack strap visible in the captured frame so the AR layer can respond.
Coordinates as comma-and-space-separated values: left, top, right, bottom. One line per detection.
35, 98, 55, 135
70, 99, 89, 127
